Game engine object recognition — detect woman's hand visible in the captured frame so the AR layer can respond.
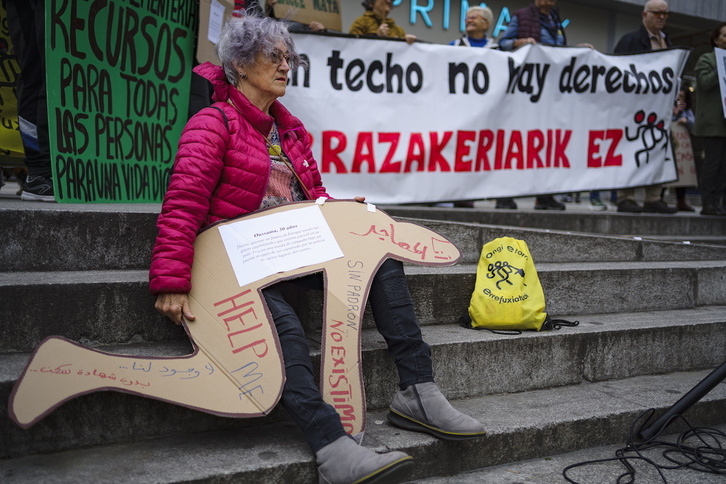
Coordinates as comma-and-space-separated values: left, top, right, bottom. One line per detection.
377, 23, 390, 37
354, 196, 366, 203
404, 34, 417, 44
155, 293, 196, 325
309, 21, 325, 32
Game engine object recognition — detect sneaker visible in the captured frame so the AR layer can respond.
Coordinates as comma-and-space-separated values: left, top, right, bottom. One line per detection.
642, 199, 677, 214
589, 198, 607, 211
21, 175, 55, 202
617, 199, 642, 213
535, 196, 566, 210
495, 198, 518, 209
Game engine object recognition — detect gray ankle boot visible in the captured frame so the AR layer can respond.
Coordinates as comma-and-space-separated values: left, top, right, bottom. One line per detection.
316, 435, 414, 484
388, 382, 486, 440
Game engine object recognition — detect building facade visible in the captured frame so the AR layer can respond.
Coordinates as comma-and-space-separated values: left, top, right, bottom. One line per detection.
338, 0, 723, 78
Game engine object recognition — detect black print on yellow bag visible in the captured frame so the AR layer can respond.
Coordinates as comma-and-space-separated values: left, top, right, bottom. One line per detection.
460, 237, 578, 333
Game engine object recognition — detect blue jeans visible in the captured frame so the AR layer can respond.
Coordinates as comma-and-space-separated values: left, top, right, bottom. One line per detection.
262, 259, 433, 453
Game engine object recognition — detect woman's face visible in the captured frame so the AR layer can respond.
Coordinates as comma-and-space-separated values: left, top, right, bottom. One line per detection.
465, 13, 489, 37
372, 0, 391, 17
715, 26, 726, 50
242, 41, 290, 105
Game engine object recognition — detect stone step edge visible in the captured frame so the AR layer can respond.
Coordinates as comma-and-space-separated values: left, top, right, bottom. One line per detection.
1, 368, 724, 484
4, 258, 726, 285
412, 423, 726, 484
4, 210, 726, 274
384, 205, 726, 227
3, 309, 724, 460
3, 305, 725, 383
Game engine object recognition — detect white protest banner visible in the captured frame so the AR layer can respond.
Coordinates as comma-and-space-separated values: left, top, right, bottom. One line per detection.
714, 47, 726, 119
282, 35, 689, 204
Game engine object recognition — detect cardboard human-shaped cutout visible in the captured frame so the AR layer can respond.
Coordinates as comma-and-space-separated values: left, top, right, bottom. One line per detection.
10, 200, 461, 437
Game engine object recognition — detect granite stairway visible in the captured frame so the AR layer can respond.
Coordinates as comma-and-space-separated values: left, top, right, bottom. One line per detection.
1, 199, 725, 483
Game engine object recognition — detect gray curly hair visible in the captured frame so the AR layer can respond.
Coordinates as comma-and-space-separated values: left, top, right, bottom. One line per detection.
215, 15, 305, 86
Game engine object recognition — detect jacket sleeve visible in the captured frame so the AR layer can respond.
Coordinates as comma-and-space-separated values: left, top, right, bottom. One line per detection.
695, 53, 719, 92
497, 15, 519, 52
613, 34, 629, 54
297, 128, 331, 200
149, 108, 230, 295
306, 157, 331, 200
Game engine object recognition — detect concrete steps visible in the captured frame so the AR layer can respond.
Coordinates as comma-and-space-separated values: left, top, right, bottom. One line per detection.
1, 367, 724, 483
380, 203, 726, 242
4, 259, 726, 352
1, 199, 725, 482
3, 203, 726, 272
2, 307, 725, 461
416, 423, 726, 484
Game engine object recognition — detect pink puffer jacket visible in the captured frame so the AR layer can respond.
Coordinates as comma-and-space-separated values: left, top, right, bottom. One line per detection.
149, 62, 330, 295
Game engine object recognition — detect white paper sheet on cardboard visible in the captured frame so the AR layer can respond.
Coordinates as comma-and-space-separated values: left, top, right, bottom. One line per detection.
218, 204, 344, 287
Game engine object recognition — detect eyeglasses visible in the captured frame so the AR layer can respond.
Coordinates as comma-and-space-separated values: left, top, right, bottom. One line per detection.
267, 49, 291, 66
646, 10, 669, 18
465, 15, 487, 22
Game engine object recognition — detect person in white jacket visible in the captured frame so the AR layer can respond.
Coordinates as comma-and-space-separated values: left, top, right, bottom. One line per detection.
450, 6, 498, 48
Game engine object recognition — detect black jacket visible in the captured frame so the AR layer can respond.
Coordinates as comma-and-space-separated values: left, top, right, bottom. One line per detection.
614, 24, 671, 54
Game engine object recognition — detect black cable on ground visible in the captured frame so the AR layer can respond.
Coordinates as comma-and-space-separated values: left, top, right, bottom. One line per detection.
562, 409, 726, 483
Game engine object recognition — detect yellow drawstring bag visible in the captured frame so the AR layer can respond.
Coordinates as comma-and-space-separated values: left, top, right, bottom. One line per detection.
462, 237, 576, 332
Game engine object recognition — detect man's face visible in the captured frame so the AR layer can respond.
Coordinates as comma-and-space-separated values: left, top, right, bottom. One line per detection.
642, 1, 669, 33
535, 0, 557, 14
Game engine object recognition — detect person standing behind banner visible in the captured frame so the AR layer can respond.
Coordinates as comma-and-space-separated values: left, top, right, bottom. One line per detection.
612, 0, 677, 214
446, 6, 504, 209
3, 0, 54, 202
349, 0, 417, 44
498, 0, 592, 211
499, 0, 566, 51
668, 86, 697, 212
498, 0, 594, 51
450, 5, 498, 48
693, 22, 726, 217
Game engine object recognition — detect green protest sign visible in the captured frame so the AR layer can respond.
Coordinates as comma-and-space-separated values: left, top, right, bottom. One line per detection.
46, 0, 196, 203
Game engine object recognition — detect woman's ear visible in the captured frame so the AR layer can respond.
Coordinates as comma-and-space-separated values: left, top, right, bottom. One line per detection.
233, 61, 247, 80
